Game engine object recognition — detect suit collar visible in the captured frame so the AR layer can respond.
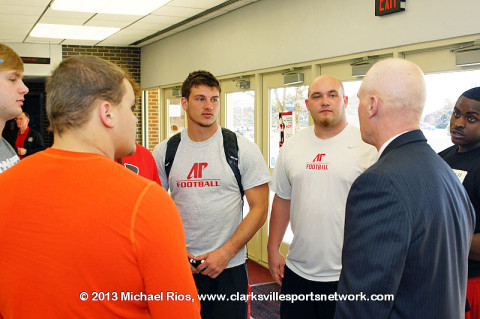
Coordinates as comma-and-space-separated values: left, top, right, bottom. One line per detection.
379, 129, 427, 159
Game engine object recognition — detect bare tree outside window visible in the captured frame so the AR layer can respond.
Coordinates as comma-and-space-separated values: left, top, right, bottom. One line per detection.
269, 86, 309, 168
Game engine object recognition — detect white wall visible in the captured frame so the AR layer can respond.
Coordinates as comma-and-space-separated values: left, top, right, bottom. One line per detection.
141, 0, 480, 88
5, 42, 62, 77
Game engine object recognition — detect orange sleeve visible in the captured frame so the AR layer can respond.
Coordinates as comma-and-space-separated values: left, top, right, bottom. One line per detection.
131, 183, 201, 318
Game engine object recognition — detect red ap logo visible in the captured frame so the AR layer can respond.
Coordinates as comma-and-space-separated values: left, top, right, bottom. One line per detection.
188, 163, 208, 179
312, 154, 326, 162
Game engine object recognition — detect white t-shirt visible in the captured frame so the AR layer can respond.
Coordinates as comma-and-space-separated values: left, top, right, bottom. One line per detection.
153, 126, 271, 268
272, 124, 376, 281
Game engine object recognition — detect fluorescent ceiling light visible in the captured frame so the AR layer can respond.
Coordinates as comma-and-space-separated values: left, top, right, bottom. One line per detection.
51, 0, 171, 16
30, 24, 120, 40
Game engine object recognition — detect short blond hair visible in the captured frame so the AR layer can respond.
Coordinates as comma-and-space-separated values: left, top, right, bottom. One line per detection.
0, 43, 24, 72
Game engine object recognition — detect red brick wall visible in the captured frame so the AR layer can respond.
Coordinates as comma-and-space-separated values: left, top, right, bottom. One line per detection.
146, 89, 160, 151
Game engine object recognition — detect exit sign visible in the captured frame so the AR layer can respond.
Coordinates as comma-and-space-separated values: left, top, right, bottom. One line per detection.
375, 0, 405, 16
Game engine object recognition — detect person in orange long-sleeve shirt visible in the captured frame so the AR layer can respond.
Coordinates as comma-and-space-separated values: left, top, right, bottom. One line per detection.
0, 55, 201, 319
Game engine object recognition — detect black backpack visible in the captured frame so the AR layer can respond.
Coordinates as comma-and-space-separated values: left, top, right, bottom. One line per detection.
165, 128, 244, 198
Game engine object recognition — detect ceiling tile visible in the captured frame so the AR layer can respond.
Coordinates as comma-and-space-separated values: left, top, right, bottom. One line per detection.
88, 13, 141, 23
97, 39, 135, 47
113, 29, 153, 38
0, 13, 38, 23
0, 0, 49, 5
38, 16, 89, 25
42, 7, 94, 19
0, 21, 34, 31
0, 0, 262, 46
0, 28, 30, 36
0, 36, 24, 42
138, 14, 184, 25
150, 5, 203, 17
127, 21, 171, 31
105, 33, 141, 41
167, 0, 226, 10
98, 33, 141, 46
24, 36, 63, 44
83, 20, 132, 29
0, 4, 45, 15
84, 19, 136, 29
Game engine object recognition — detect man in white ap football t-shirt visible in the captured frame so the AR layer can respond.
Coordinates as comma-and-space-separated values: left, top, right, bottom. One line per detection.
267, 75, 376, 319
153, 70, 270, 319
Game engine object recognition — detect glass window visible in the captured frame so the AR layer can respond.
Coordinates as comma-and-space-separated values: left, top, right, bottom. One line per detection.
423, 70, 480, 152
167, 98, 184, 138
225, 91, 255, 142
268, 86, 309, 168
268, 86, 309, 244
224, 91, 256, 219
342, 70, 480, 152
343, 81, 362, 128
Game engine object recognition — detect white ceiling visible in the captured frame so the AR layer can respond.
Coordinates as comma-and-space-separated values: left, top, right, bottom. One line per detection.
0, 0, 258, 47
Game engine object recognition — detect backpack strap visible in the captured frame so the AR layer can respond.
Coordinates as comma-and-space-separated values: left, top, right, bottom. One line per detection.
221, 128, 244, 198
165, 132, 182, 179
165, 128, 244, 199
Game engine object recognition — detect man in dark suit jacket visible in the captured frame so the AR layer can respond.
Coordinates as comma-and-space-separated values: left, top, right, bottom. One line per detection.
334, 58, 475, 319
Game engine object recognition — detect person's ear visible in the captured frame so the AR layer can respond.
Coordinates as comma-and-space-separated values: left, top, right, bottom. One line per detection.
368, 96, 379, 119
181, 97, 188, 111
99, 101, 114, 128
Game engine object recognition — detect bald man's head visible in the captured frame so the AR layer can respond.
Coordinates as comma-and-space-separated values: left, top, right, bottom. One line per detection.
306, 74, 348, 131
361, 58, 426, 121
308, 75, 345, 97
356, 59, 426, 148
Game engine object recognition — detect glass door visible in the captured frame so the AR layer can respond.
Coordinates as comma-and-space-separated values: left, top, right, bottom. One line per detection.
164, 88, 186, 139
261, 68, 312, 265
220, 77, 263, 261
225, 91, 255, 143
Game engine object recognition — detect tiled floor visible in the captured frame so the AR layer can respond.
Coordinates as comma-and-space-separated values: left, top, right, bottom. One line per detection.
247, 260, 280, 319
250, 282, 281, 319
247, 259, 274, 285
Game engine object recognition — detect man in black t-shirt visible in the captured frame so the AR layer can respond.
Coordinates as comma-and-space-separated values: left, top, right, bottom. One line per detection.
439, 87, 480, 319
